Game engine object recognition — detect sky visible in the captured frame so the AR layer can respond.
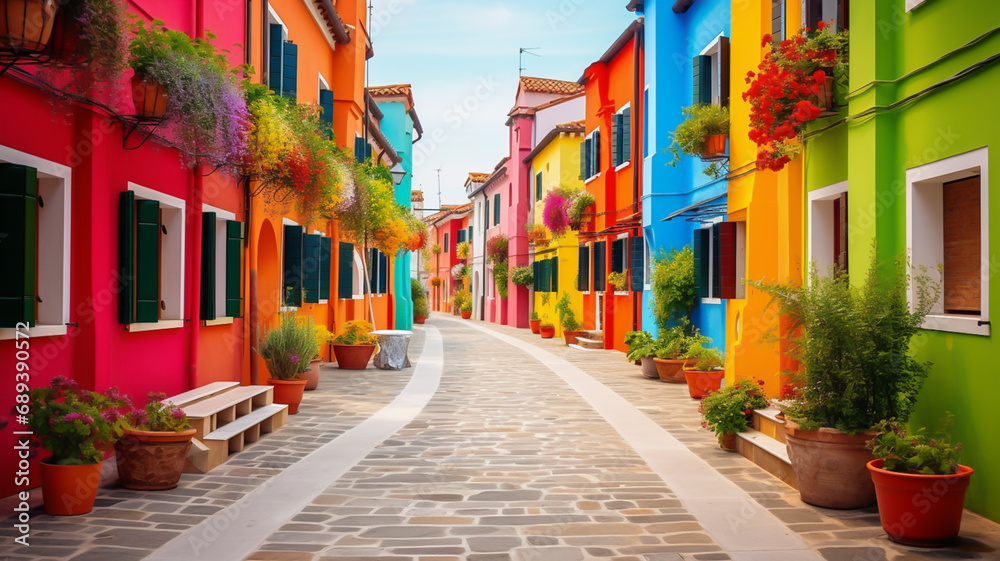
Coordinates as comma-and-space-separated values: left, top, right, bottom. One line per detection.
367, 0, 638, 210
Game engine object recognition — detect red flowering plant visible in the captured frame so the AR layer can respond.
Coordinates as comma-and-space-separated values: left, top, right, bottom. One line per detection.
744, 21, 848, 171
542, 187, 573, 238
122, 392, 190, 433
486, 233, 509, 264
26, 376, 131, 465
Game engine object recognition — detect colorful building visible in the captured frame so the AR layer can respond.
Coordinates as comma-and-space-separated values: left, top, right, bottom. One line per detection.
425, 204, 471, 313
481, 158, 510, 324
577, 19, 646, 352
465, 172, 492, 321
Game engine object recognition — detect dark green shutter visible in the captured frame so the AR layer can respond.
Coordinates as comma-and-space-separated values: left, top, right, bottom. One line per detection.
0, 164, 37, 327
282, 40, 297, 99
551, 257, 559, 291
225, 220, 243, 317
593, 241, 606, 292
533, 260, 540, 291
630, 237, 644, 293
693, 55, 712, 105
535, 172, 542, 201
201, 213, 217, 320
135, 199, 160, 323
319, 236, 331, 301
338, 242, 354, 299
365, 142, 373, 161
468, 225, 474, 242
578, 245, 590, 292
592, 131, 601, 175
379, 251, 389, 293
611, 239, 624, 273
539, 258, 549, 292
622, 107, 632, 163
579, 141, 587, 180
584, 138, 592, 179
319, 88, 334, 126
484, 198, 490, 228
118, 191, 135, 324
612, 113, 622, 166
354, 137, 367, 162
303, 233, 322, 304
457, 229, 466, 243
693, 228, 710, 299
268, 24, 284, 94
493, 194, 500, 225
282, 225, 304, 306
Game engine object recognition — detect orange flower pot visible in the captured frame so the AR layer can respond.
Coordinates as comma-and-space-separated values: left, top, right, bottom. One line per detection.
302, 360, 321, 391
0, 0, 58, 53
700, 134, 727, 159
332, 343, 376, 370
460, 310, 472, 319
563, 330, 585, 345
539, 324, 555, 338
40, 460, 103, 515
652, 357, 695, 383
414, 315, 426, 324
114, 429, 196, 490
785, 421, 877, 509
721, 433, 737, 451
267, 378, 307, 414
683, 369, 725, 399
130, 74, 168, 118
529, 319, 541, 334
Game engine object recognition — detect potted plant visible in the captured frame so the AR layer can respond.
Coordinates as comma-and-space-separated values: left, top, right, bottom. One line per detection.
0, 0, 59, 53
302, 326, 332, 391
625, 330, 659, 379
511, 265, 533, 288
568, 192, 595, 229
114, 392, 195, 490
431, 243, 441, 255
651, 322, 708, 383
456, 241, 470, 260
412, 278, 429, 324
607, 271, 629, 293
866, 419, 973, 546
529, 310, 541, 334
682, 342, 725, 399
257, 312, 317, 414
651, 246, 696, 331
701, 379, 769, 450
26, 376, 129, 515
542, 186, 579, 238
667, 104, 730, 177
430, 276, 442, 289
332, 320, 378, 370
538, 314, 555, 339
525, 224, 550, 248
753, 249, 941, 508
554, 292, 584, 345
452, 288, 472, 319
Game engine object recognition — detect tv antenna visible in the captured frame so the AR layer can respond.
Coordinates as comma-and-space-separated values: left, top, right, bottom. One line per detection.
519, 47, 540, 76
434, 168, 443, 208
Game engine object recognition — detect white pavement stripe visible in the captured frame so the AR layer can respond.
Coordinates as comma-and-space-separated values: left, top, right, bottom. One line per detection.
146, 326, 444, 561
444, 317, 823, 559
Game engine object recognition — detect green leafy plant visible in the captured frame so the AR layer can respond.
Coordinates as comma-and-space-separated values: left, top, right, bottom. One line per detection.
607, 271, 629, 292
655, 320, 710, 359
701, 379, 769, 446
59, 0, 130, 81
568, 192, 596, 227
652, 247, 697, 330
123, 392, 190, 432
332, 320, 377, 346
431, 243, 442, 255
456, 241, 471, 259
257, 312, 320, 380
411, 278, 429, 318
27, 376, 130, 465
530, 310, 539, 321
493, 261, 509, 299
554, 292, 581, 331
868, 418, 962, 476
452, 288, 471, 312
752, 246, 941, 434
686, 341, 723, 371
511, 265, 534, 287
625, 330, 656, 362
667, 104, 730, 178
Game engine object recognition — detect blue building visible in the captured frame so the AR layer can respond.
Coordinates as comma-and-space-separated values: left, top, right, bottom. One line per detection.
369, 85, 424, 330
628, 0, 730, 346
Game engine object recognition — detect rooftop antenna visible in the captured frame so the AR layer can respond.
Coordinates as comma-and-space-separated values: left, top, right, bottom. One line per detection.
519, 47, 540, 77
434, 168, 443, 208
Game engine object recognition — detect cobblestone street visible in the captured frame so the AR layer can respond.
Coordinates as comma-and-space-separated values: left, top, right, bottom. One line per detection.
3, 316, 999, 561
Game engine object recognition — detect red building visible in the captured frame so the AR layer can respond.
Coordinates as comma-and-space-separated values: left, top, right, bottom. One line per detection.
425, 204, 472, 313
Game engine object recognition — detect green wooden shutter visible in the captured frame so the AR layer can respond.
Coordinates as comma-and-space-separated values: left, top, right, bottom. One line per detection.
303, 233, 322, 303
379, 251, 389, 293
338, 242, 354, 299
584, 137, 593, 178
319, 88, 334, 126
200, 212, 217, 321
535, 172, 542, 201
551, 256, 559, 291
540, 258, 549, 292
282, 225, 304, 306
0, 164, 37, 327
612, 114, 621, 167
693, 228, 710, 299
578, 245, 590, 292
118, 190, 135, 324
630, 237, 644, 293
493, 193, 500, 225
319, 236, 331, 301
468, 225, 473, 242
592, 131, 601, 175
354, 137, 367, 162
268, 24, 284, 94
622, 108, 632, 163
611, 239, 624, 273
135, 199, 160, 323
282, 40, 298, 100
225, 220, 243, 317
579, 141, 587, 180
693, 55, 712, 105
533, 260, 539, 291
593, 241, 606, 292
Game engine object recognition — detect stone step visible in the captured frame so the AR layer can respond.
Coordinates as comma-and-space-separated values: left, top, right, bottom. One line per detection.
568, 343, 602, 352
574, 337, 605, 350
736, 429, 796, 488
582, 330, 604, 341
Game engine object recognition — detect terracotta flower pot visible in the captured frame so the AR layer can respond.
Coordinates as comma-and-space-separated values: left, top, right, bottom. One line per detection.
414, 315, 426, 324
721, 433, 737, 451
0, 0, 58, 53
867, 459, 973, 547
640, 356, 659, 379
114, 428, 196, 490
267, 378, 307, 414
563, 330, 585, 345
683, 369, 725, 399
130, 74, 169, 119
539, 324, 555, 338
700, 133, 727, 159
461, 310, 472, 319
332, 343, 376, 370
40, 460, 103, 515
529, 319, 541, 334
652, 357, 695, 383
785, 421, 877, 509
813, 74, 836, 111
301, 360, 321, 391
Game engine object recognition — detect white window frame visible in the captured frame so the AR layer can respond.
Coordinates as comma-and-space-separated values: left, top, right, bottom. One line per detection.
0, 145, 71, 340
699, 34, 726, 107
808, 181, 849, 279
643, 237, 652, 291
351, 248, 365, 300
643, 84, 651, 161
700, 216, 724, 305
202, 204, 238, 326
585, 129, 600, 184
615, 102, 632, 172
318, 73, 330, 107
906, 0, 930, 11
126, 182, 186, 332
906, 146, 990, 337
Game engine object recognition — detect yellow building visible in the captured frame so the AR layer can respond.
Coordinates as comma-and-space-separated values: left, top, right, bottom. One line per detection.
525, 121, 586, 336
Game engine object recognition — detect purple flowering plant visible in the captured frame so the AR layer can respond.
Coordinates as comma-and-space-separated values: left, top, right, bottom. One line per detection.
26, 376, 131, 465
121, 392, 190, 433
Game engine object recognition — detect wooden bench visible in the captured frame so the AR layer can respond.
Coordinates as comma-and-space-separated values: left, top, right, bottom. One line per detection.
182, 386, 274, 441
162, 381, 239, 408
193, 404, 288, 473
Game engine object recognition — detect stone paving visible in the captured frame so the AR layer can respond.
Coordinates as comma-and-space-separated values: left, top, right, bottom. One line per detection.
2, 315, 1000, 561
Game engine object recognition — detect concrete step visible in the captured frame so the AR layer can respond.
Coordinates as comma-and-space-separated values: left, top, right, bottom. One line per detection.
735, 409, 795, 488
582, 330, 604, 342
753, 408, 787, 444
574, 337, 605, 350
568, 343, 602, 352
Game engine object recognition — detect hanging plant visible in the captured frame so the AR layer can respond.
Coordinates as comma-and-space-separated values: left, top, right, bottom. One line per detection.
525, 223, 550, 248
666, 104, 730, 179
405, 224, 427, 252
542, 186, 577, 238
744, 21, 848, 171
510, 265, 533, 287
486, 234, 508, 264
431, 243, 442, 255
493, 261, 509, 299
430, 276, 442, 287
455, 241, 470, 259
568, 192, 595, 228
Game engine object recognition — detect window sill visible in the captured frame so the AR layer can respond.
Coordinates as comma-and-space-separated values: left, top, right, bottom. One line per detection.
203, 317, 234, 327
701, 298, 723, 305
613, 291, 628, 296
584, 175, 599, 185
582, 291, 591, 295
922, 315, 990, 337
126, 320, 185, 333
0, 325, 68, 340
279, 306, 298, 313
614, 160, 632, 172
319, 300, 328, 305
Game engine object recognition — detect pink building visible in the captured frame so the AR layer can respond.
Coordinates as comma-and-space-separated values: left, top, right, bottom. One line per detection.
481, 158, 509, 324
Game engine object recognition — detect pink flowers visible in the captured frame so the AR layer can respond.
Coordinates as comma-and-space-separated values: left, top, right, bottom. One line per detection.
64, 412, 94, 425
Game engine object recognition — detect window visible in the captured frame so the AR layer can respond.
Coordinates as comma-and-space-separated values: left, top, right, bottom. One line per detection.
808, 181, 849, 277
0, 150, 71, 339
282, 223, 304, 307
493, 193, 501, 225
444, 232, 450, 253
580, 130, 601, 181
643, 85, 650, 159
318, 74, 333, 136
802, 0, 848, 31
337, 242, 364, 299
535, 171, 543, 201
906, 147, 989, 336
484, 197, 490, 229
611, 237, 628, 274
535, 256, 558, 293
200, 206, 244, 321
695, 35, 731, 107
612, 104, 632, 168
354, 136, 372, 163
578, 245, 591, 292
367, 249, 389, 294
643, 238, 652, 290
593, 241, 607, 292
119, 184, 186, 328
302, 233, 332, 303
267, 9, 297, 99
629, 236, 644, 293
468, 225, 474, 244
693, 222, 746, 301
772, 0, 785, 42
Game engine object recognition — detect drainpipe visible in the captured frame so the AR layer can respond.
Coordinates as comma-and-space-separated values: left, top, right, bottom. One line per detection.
480, 198, 487, 320
631, 21, 643, 334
